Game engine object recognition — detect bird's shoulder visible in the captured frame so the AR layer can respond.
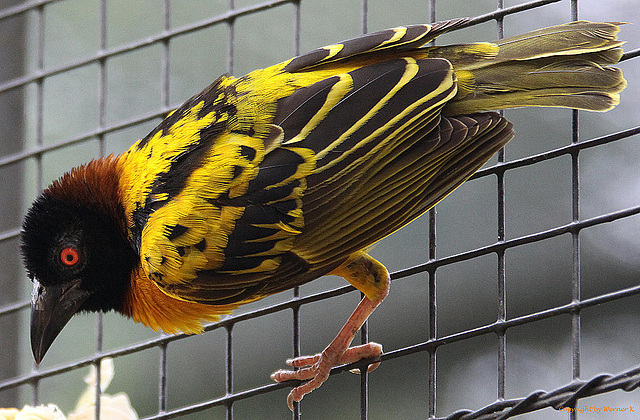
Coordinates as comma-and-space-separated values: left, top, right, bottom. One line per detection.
116, 74, 316, 293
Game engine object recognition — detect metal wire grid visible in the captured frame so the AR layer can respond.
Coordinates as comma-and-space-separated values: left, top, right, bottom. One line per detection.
0, 0, 639, 419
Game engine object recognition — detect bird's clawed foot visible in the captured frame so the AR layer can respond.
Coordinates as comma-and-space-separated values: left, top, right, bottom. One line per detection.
271, 342, 382, 410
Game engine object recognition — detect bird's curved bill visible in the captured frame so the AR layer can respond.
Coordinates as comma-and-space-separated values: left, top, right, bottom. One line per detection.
30, 278, 92, 364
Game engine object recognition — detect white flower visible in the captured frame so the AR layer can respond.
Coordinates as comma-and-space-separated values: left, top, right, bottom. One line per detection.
68, 358, 138, 420
0, 408, 19, 420
0, 404, 66, 420
0, 359, 137, 420
68, 394, 137, 420
73, 359, 115, 411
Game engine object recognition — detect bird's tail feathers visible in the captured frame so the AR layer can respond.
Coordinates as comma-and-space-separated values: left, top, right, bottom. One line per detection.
436, 21, 627, 114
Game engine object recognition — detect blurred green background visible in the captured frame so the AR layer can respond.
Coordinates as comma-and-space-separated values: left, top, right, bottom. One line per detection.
1, 0, 639, 419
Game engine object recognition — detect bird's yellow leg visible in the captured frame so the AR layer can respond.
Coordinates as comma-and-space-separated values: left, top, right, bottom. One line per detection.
271, 252, 390, 410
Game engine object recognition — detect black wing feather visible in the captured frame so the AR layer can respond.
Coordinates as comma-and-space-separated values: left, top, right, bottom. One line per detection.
284, 18, 469, 72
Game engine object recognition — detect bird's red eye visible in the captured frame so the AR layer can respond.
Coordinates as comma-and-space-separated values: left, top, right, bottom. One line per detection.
60, 247, 80, 266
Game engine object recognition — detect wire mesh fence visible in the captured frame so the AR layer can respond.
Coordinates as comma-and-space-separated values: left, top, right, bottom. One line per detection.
0, 0, 639, 419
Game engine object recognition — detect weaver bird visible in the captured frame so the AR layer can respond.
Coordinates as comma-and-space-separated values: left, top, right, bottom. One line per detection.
22, 18, 626, 409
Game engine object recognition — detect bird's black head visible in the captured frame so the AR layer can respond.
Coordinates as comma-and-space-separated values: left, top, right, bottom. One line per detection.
21, 158, 138, 363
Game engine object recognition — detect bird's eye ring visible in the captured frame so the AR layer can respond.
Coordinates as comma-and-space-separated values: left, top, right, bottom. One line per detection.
60, 247, 80, 266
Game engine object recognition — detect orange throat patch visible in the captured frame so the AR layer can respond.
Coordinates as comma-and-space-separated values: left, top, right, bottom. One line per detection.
123, 267, 237, 335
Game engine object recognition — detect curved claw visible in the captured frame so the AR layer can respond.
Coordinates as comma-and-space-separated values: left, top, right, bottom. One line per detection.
349, 361, 381, 374
271, 342, 383, 411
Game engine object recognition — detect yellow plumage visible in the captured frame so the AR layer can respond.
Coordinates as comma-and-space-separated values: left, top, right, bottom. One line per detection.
113, 20, 625, 323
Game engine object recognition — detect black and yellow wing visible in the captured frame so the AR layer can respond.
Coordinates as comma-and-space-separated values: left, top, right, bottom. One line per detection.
117, 19, 513, 305
117, 75, 313, 304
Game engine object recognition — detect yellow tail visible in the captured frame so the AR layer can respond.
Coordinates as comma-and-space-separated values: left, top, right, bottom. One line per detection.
436, 21, 627, 115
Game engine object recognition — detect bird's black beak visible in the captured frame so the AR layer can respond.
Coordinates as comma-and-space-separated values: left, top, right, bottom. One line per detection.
30, 278, 92, 364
